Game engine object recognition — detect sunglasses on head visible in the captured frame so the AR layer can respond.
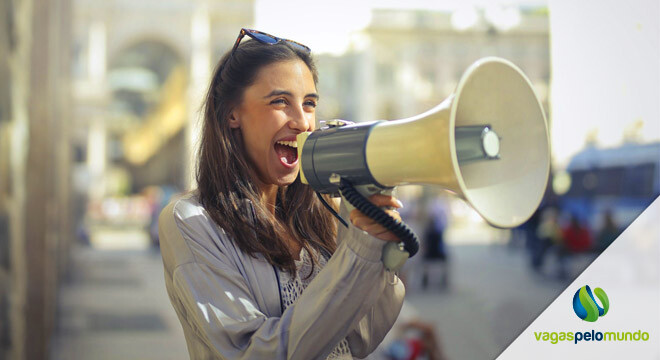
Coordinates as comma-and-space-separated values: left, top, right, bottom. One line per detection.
230, 28, 311, 54
217, 28, 311, 76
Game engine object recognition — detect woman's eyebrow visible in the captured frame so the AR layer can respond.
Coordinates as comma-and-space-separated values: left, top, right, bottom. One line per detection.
263, 90, 319, 99
263, 90, 292, 98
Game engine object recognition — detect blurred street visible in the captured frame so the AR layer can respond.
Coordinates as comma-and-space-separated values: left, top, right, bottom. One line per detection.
50, 243, 188, 360
50, 228, 595, 360
402, 245, 594, 360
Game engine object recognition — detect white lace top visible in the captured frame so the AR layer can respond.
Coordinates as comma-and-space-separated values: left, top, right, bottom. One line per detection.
277, 248, 353, 359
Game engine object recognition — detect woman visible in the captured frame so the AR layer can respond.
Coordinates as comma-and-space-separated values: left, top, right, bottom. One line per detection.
159, 29, 406, 359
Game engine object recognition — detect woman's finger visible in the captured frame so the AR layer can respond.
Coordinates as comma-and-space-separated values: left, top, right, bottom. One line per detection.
366, 194, 404, 209
350, 209, 400, 228
346, 194, 405, 242
350, 208, 403, 242
357, 220, 399, 241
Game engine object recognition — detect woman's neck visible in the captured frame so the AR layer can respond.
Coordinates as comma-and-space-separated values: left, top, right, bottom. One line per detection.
259, 183, 279, 215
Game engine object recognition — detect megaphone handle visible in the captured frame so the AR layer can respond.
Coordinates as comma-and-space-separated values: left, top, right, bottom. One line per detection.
343, 186, 408, 271
338, 180, 419, 272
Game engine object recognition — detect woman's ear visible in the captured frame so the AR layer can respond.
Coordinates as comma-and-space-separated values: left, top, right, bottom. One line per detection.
228, 111, 240, 129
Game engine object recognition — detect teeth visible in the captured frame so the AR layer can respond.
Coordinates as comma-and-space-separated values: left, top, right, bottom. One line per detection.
276, 140, 298, 148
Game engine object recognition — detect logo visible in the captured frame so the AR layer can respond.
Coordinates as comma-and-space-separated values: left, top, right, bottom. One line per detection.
534, 286, 649, 344
572, 285, 609, 322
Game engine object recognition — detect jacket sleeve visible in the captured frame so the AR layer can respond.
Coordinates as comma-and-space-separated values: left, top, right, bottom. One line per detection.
345, 272, 405, 358
336, 200, 406, 358
160, 199, 405, 360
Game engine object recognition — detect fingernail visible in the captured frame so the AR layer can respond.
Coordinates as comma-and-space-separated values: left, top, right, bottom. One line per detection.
395, 200, 404, 208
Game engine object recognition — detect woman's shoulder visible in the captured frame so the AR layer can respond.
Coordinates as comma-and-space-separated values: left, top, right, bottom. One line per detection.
162, 191, 205, 220
158, 191, 236, 271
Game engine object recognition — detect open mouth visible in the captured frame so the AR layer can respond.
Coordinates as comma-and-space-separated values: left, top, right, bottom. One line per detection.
274, 140, 298, 166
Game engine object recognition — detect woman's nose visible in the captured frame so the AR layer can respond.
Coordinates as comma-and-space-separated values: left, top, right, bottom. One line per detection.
288, 106, 312, 132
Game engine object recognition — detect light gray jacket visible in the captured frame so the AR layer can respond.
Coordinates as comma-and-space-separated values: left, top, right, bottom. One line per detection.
158, 193, 405, 360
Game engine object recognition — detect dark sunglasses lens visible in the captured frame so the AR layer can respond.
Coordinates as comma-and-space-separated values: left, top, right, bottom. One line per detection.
286, 41, 310, 52
250, 32, 279, 44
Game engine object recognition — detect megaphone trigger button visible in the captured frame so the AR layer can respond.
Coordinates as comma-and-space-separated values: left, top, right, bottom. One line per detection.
328, 173, 342, 185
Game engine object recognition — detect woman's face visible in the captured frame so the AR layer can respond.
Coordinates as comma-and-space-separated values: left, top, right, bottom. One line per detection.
230, 59, 317, 189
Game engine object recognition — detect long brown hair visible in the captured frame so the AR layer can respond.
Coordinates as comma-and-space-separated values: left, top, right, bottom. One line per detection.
196, 39, 337, 276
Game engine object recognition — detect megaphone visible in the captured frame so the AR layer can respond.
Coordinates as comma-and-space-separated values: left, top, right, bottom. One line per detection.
297, 57, 549, 262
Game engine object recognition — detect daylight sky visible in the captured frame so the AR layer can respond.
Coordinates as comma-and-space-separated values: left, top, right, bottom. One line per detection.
255, 0, 548, 55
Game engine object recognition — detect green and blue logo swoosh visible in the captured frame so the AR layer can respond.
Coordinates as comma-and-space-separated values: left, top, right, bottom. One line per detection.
573, 285, 610, 322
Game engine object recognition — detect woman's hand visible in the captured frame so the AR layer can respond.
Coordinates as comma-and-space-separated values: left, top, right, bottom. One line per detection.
349, 194, 403, 242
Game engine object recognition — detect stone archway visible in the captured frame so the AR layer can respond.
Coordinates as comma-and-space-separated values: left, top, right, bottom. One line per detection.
107, 40, 188, 192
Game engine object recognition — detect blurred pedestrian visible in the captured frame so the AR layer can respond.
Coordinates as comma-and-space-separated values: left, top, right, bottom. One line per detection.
521, 206, 542, 262
421, 199, 449, 290
596, 210, 619, 251
562, 214, 592, 253
143, 186, 164, 246
555, 214, 592, 279
532, 207, 562, 272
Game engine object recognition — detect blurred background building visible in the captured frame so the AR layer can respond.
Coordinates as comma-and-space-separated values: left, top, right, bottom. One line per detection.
70, 0, 255, 250
0, 0, 657, 359
316, 7, 549, 123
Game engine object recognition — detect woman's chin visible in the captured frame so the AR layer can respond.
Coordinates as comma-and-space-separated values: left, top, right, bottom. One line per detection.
277, 172, 299, 187
270, 167, 300, 187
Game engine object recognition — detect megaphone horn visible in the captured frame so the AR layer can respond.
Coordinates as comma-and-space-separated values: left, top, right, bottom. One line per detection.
297, 57, 550, 229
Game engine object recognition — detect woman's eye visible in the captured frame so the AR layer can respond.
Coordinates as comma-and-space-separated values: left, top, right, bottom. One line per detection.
304, 100, 317, 108
271, 98, 287, 105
